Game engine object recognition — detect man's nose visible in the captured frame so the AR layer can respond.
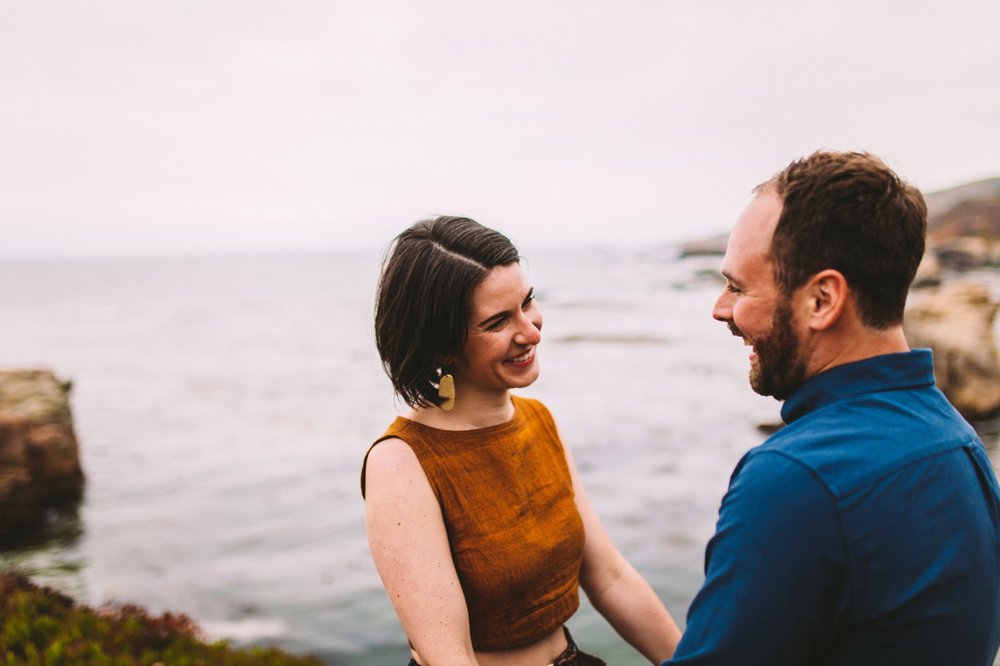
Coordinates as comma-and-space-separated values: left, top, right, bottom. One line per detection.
713, 290, 733, 322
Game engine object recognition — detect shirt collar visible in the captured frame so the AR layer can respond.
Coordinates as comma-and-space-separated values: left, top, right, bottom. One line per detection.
780, 349, 936, 424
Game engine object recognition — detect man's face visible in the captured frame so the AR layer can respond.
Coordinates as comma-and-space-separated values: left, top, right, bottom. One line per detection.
713, 191, 807, 400
743, 295, 807, 400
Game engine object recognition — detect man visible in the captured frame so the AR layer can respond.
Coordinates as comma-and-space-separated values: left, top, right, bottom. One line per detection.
665, 151, 1000, 665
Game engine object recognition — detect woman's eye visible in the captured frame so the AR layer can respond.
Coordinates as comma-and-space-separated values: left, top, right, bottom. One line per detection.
522, 290, 535, 308
486, 317, 507, 331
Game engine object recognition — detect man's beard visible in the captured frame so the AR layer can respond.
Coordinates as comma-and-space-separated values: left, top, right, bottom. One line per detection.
730, 298, 807, 401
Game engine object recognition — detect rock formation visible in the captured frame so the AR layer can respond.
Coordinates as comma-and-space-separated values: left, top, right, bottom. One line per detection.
924, 178, 1000, 271
679, 232, 730, 257
904, 282, 1000, 421
0, 370, 84, 536
912, 245, 942, 288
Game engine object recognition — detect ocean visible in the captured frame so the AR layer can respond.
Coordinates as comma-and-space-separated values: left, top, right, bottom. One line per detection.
1, 248, 997, 665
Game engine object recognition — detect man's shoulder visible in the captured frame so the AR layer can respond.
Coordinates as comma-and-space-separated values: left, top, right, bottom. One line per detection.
735, 444, 831, 500
722, 448, 841, 544
759, 384, 980, 500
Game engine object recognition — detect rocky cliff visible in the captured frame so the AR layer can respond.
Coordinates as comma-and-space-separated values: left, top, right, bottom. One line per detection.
925, 177, 1000, 270
0, 370, 84, 536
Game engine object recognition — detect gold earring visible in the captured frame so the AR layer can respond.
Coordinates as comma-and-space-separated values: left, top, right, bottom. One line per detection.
438, 373, 455, 411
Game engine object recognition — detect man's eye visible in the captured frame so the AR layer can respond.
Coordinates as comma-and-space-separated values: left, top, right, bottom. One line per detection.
727, 284, 742, 294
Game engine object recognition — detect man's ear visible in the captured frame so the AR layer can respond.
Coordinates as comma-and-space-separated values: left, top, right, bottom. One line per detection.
801, 269, 848, 331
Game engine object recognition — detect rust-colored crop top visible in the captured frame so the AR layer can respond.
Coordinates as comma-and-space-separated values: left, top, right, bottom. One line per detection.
360, 396, 585, 651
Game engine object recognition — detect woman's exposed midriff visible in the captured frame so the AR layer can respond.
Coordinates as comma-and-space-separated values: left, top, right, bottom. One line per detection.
410, 625, 567, 666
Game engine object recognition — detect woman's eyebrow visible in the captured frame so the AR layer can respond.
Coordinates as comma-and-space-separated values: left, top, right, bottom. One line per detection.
477, 311, 509, 328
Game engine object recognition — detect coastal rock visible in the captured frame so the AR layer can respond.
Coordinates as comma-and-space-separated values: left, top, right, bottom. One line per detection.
904, 282, 1000, 421
679, 232, 729, 257
924, 177, 1000, 219
912, 244, 942, 288
925, 178, 1000, 270
933, 235, 1000, 271
0, 370, 84, 535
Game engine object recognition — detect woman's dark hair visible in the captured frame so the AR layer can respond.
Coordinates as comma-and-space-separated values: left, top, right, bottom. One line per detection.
375, 216, 520, 408
760, 151, 927, 329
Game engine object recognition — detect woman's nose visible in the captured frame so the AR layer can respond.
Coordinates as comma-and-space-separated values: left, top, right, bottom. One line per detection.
514, 311, 542, 345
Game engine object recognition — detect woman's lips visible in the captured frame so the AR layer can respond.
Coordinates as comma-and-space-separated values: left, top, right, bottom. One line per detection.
504, 349, 535, 366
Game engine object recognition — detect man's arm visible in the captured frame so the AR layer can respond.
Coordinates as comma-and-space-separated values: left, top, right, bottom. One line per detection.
666, 452, 850, 665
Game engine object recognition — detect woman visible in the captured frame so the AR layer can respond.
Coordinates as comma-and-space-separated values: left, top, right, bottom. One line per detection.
362, 216, 681, 665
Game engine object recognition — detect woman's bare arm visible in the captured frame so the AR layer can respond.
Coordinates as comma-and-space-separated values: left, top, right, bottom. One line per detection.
365, 437, 480, 666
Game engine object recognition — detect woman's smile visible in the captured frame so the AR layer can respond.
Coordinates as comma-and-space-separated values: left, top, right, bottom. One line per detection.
504, 348, 535, 366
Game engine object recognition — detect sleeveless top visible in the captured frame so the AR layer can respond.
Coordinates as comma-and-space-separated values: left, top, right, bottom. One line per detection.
361, 396, 585, 651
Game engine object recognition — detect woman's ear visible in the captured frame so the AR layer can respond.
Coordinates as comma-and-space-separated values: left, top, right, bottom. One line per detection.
436, 356, 457, 376
802, 269, 848, 331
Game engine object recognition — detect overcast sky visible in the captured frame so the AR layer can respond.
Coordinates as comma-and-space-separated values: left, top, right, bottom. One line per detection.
2, 1, 999, 257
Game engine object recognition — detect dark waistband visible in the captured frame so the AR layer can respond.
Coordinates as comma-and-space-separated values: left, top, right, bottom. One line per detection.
406, 627, 605, 666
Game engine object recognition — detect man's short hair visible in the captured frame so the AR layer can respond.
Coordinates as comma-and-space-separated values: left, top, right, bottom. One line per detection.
758, 151, 927, 329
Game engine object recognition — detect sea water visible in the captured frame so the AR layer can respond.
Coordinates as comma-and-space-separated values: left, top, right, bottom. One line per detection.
1, 248, 997, 665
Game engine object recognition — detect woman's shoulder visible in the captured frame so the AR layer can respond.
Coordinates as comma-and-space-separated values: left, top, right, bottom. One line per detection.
361, 432, 423, 499
512, 393, 548, 413
512, 394, 557, 425
366, 436, 419, 470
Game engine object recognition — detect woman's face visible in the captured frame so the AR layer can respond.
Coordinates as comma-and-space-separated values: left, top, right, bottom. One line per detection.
451, 262, 542, 395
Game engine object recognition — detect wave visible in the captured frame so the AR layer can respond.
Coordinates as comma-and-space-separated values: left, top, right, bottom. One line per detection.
549, 333, 670, 345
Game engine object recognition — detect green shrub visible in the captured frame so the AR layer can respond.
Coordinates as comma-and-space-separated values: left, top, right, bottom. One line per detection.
0, 572, 324, 665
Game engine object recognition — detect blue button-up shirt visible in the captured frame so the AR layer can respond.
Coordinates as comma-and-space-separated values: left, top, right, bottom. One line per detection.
666, 350, 1000, 665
